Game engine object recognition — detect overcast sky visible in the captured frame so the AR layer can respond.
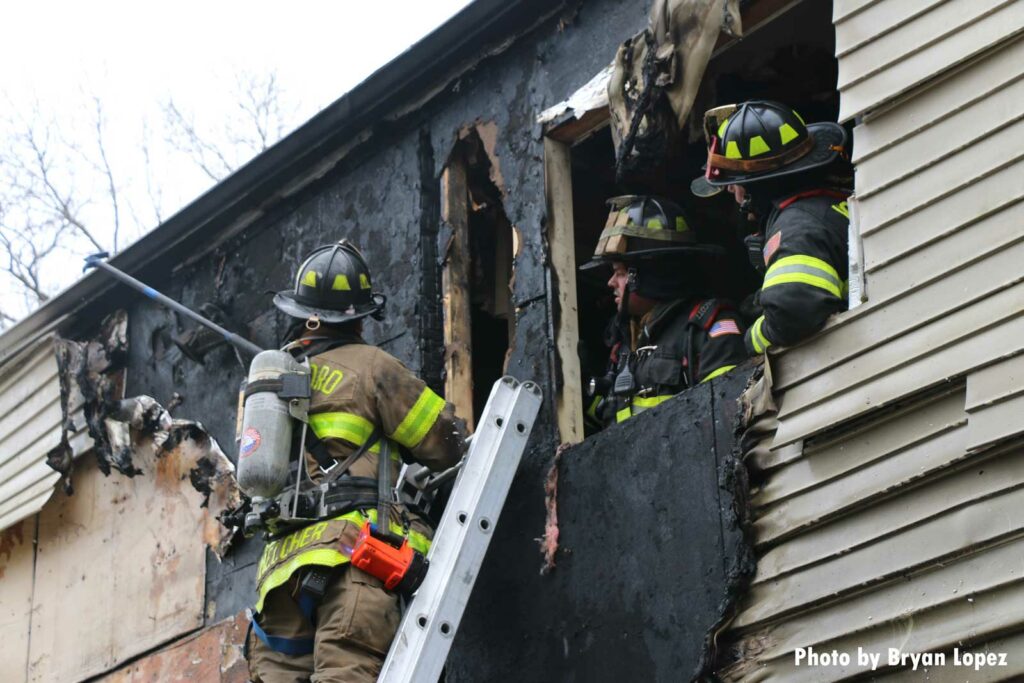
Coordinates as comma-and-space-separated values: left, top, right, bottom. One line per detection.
0, 0, 473, 324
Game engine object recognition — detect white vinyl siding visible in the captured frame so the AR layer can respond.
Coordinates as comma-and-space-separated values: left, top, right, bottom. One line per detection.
0, 341, 90, 532
836, 0, 1024, 122
721, 4, 1024, 679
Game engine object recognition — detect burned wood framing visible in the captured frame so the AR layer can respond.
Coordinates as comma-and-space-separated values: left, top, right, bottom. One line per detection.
441, 156, 475, 430
0, 0, 883, 680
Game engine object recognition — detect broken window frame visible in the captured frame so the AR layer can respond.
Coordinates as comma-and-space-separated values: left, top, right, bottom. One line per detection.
543, 109, 612, 444
441, 159, 476, 431
540, 0, 851, 442
440, 128, 517, 433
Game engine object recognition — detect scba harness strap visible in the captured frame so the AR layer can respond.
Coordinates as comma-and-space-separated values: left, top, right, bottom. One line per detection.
684, 298, 723, 387
613, 298, 729, 423
250, 432, 388, 657
250, 427, 420, 657
247, 566, 333, 657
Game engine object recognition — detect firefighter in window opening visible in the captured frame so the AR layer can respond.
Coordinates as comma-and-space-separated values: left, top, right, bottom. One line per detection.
581, 195, 748, 427
246, 240, 467, 683
691, 100, 852, 356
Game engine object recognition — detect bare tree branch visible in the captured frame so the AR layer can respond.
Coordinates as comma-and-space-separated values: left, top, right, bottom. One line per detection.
90, 97, 121, 252
164, 69, 294, 180
0, 69, 298, 326
235, 71, 285, 152
163, 98, 235, 182
14, 117, 106, 252
140, 120, 164, 225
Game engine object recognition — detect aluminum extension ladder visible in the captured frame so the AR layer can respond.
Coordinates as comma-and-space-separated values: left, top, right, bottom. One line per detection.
379, 376, 543, 683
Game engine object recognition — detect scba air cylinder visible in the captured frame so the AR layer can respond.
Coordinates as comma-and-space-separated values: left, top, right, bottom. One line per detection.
237, 350, 308, 499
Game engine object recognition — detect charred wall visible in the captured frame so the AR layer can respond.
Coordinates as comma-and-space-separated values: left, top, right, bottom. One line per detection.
448, 366, 754, 682
111, 0, 757, 672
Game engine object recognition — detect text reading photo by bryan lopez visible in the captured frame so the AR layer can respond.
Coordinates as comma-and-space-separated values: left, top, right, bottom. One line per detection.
794, 646, 1010, 673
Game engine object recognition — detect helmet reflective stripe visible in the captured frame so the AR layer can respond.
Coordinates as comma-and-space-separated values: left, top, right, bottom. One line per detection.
586, 195, 715, 265
273, 239, 385, 324
749, 135, 771, 156
717, 117, 730, 139
718, 100, 810, 161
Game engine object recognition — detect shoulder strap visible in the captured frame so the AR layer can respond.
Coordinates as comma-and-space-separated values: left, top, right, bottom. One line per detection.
687, 299, 722, 331
299, 336, 383, 479
291, 336, 355, 361
684, 299, 738, 385
306, 424, 382, 480
682, 299, 715, 387
776, 188, 849, 211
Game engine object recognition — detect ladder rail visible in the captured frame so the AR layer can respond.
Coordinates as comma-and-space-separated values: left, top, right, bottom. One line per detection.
379, 376, 543, 683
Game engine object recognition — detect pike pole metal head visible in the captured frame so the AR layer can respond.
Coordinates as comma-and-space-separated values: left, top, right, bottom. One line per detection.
83, 251, 111, 272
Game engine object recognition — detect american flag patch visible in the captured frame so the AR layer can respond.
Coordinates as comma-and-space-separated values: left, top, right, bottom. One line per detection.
763, 231, 782, 266
709, 319, 741, 337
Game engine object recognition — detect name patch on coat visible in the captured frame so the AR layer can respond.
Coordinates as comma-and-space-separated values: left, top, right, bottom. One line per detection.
309, 363, 344, 395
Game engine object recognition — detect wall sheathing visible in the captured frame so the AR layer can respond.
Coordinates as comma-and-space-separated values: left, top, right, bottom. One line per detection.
719, 3, 1024, 678
118, 0, 748, 676
0, 0, 765, 678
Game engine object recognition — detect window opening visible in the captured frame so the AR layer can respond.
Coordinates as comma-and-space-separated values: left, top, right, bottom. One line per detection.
546, 0, 844, 439
441, 128, 515, 431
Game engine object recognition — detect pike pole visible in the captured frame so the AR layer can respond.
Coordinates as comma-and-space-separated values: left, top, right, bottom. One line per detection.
83, 252, 264, 357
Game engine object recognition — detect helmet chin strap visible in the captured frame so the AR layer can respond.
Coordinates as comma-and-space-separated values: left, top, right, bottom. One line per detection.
609, 266, 639, 397
622, 267, 639, 318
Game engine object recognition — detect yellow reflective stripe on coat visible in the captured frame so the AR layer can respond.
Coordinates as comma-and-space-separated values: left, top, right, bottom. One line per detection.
255, 509, 432, 613
632, 395, 674, 411
616, 395, 674, 423
390, 387, 446, 448
763, 254, 842, 298
750, 316, 772, 354
701, 364, 736, 383
309, 412, 381, 454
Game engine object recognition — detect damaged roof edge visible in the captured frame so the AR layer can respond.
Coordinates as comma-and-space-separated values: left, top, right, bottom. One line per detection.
0, 0, 570, 368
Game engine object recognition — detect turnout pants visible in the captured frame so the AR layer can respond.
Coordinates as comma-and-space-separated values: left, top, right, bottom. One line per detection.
248, 565, 401, 683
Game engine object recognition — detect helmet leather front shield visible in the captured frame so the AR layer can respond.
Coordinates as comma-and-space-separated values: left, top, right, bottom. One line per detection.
581, 195, 723, 271
702, 104, 737, 146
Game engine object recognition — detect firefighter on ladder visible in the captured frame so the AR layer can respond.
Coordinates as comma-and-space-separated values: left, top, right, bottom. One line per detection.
246, 240, 466, 683
691, 100, 852, 355
582, 195, 747, 427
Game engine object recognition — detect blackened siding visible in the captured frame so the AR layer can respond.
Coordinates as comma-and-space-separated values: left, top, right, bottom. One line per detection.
117, 0, 755, 676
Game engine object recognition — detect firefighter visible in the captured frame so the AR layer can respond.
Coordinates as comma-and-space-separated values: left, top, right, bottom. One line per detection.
691, 99, 851, 355
247, 240, 466, 683
581, 195, 747, 426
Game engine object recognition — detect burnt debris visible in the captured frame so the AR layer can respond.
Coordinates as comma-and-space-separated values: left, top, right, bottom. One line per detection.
52, 310, 140, 479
